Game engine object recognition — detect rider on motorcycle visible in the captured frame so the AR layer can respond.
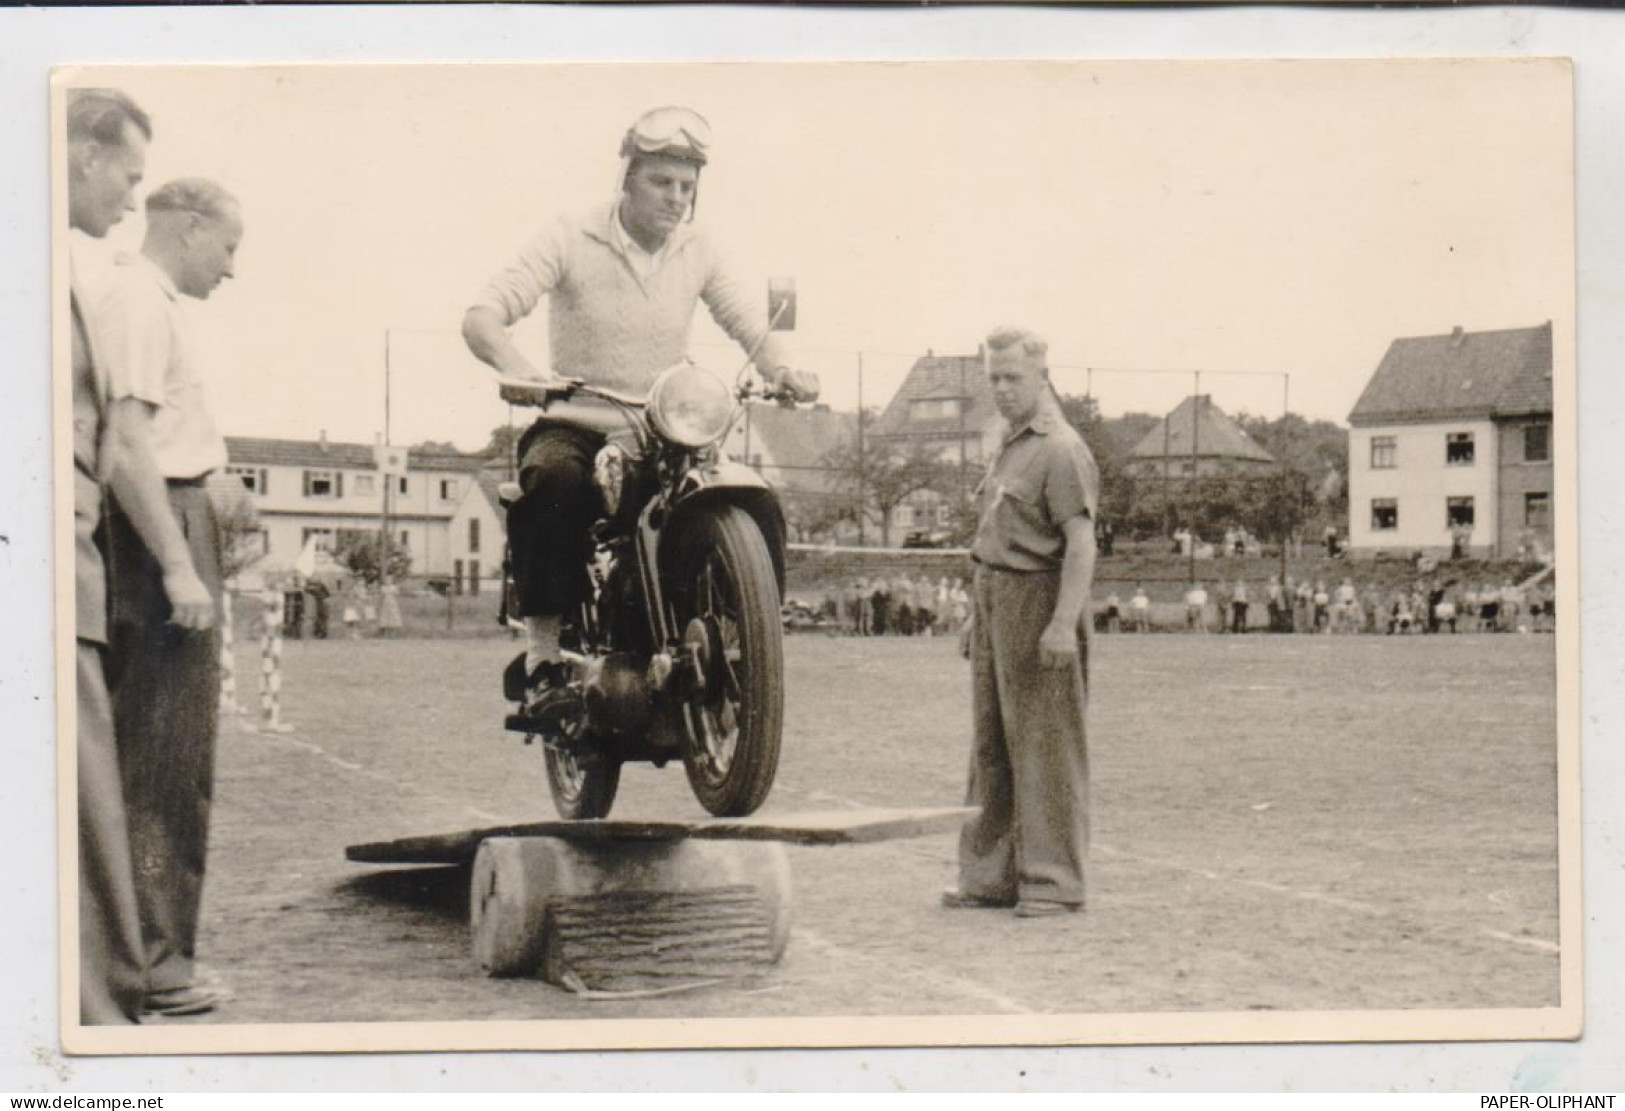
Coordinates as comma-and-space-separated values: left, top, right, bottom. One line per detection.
461, 106, 819, 708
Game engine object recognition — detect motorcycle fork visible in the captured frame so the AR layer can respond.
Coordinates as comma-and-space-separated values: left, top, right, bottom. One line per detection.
635, 498, 674, 651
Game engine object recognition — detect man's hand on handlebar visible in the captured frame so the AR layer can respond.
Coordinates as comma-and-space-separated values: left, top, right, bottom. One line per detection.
768, 367, 820, 406
498, 374, 583, 406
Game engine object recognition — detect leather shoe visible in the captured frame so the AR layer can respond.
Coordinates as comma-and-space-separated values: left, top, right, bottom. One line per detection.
1013, 899, 1084, 918
940, 888, 1015, 910
143, 981, 231, 1017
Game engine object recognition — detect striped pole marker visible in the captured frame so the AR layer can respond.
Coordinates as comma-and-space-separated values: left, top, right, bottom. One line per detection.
219, 584, 245, 715
256, 589, 295, 734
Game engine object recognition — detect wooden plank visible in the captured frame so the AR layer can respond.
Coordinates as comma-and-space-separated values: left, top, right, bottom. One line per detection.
346, 806, 976, 866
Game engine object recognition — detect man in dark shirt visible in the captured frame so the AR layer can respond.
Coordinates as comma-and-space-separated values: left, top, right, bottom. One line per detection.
942, 326, 1098, 918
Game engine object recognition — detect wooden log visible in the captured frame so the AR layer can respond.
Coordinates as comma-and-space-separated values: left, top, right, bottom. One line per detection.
469, 836, 792, 987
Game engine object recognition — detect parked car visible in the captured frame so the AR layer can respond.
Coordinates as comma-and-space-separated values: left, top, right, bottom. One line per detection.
902, 529, 954, 550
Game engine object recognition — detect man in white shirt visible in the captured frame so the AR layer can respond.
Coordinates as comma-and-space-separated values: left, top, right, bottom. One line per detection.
462, 108, 818, 702
94, 177, 241, 1018
1184, 582, 1209, 633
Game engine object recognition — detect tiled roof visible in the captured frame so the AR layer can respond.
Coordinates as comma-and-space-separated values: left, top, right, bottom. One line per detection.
226, 436, 488, 473
1128, 395, 1275, 464
871, 354, 997, 441
1348, 322, 1553, 425
472, 469, 507, 513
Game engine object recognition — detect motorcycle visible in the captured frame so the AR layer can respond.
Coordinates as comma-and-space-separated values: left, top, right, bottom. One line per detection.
495, 357, 797, 821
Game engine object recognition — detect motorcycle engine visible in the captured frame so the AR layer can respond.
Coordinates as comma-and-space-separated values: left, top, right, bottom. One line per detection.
581, 652, 653, 736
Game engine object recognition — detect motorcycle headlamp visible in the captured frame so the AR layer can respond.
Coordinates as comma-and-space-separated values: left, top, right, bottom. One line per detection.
647, 362, 734, 448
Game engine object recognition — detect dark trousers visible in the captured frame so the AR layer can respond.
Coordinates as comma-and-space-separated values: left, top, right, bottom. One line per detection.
959, 566, 1090, 906
1231, 601, 1248, 633
509, 424, 603, 618
108, 484, 222, 994
78, 640, 146, 1024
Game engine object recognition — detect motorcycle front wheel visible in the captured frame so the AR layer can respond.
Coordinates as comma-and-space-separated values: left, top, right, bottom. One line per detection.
542, 717, 621, 820
668, 505, 785, 817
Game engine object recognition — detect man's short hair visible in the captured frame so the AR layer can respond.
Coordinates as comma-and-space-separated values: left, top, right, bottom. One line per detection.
985, 325, 1049, 366
146, 178, 239, 223
66, 88, 152, 147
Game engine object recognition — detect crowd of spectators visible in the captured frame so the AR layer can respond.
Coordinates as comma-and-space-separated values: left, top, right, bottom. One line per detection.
795, 575, 974, 637
1099, 575, 1556, 635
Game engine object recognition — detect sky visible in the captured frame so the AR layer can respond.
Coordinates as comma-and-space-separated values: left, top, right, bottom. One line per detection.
68, 59, 1573, 453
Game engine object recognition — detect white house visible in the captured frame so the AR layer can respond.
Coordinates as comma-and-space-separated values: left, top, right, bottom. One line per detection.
445, 471, 506, 595
222, 434, 496, 581
1347, 322, 1553, 559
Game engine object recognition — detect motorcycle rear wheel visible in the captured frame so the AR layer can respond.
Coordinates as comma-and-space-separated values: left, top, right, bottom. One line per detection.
669, 505, 784, 817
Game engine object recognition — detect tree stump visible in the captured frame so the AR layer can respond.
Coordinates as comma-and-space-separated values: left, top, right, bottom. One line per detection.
470, 836, 792, 991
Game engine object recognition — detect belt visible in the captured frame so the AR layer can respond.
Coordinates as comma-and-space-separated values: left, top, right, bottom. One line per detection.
166, 472, 212, 488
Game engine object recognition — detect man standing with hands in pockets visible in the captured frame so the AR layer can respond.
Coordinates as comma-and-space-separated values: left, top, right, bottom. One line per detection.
943, 326, 1098, 919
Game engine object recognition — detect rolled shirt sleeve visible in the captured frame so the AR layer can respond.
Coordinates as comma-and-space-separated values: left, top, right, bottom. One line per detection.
1042, 436, 1100, 528
89, 270, 172, 409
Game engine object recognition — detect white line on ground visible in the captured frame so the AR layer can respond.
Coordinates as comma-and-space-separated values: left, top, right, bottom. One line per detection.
1094, 845, 1560, 959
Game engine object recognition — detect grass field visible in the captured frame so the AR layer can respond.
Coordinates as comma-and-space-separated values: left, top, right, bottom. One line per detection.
192, 630, 1560, 1025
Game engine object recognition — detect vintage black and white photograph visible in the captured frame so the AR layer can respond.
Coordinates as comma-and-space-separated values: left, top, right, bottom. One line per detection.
53, 58, 1578, 1053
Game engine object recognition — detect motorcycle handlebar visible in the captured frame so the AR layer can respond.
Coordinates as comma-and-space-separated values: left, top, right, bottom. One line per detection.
498, 374, 799, 409
497, 376, 643, 409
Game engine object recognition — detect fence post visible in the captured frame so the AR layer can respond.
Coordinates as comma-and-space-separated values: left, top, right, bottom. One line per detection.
255, 587, 295, 734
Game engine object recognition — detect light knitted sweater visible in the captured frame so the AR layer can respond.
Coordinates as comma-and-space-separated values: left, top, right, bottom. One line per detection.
472, 202, 789, 396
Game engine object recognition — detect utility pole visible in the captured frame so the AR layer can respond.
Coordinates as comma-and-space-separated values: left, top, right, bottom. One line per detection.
856, 351, 866, 547
380, 330, 392, 590
1279, 372, 1291, 588
1188, 371, 1201, 585
958, 353, 968, 515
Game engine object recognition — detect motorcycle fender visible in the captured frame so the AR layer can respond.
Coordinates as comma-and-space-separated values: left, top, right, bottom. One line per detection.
662, 464, 787, 594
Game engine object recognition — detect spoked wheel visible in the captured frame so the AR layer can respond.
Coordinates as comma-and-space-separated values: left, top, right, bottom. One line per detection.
668, 506, 784, 817
541, 714, 621, 820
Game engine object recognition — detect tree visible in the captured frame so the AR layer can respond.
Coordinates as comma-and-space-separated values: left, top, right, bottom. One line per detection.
332, 530, 412, 585
1234, 412, 1350, 540
482, 423, 524, 462
818, 435, 952, 547
206, 474, 264, 579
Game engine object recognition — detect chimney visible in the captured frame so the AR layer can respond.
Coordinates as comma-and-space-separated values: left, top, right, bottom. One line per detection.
1450, 325, 1466, 349
319, 428, 328, 452
927, 347, 934, 358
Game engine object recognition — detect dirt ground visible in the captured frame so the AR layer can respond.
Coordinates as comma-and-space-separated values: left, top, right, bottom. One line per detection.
184, 629, 1559, 1027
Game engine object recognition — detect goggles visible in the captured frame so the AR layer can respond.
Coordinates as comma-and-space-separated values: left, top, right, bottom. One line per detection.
620, 106, 712, 165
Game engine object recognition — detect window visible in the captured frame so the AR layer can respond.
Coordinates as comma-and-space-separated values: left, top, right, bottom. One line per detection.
440, 478, 460, 501
354, 474, 376, 496
1446, 496, 1475, 528
1525, 492, 1550, 530
910, 398, 962, 422
453, 559, 464, 596
1445, 432, 1475, 466
1369, 436, 1397, 469
227, 465, 267, 495
469, 559, 481, 596
895, 504, 915, 528
935, 503, 952, 526
1370, 498, 1398, 531
398, 476, 410, 496
303, 469, 341, 498
1523, 424, 1551, 463
301, 527, 334, 551
468, 518, 481, 554
400, 531, 410, 547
